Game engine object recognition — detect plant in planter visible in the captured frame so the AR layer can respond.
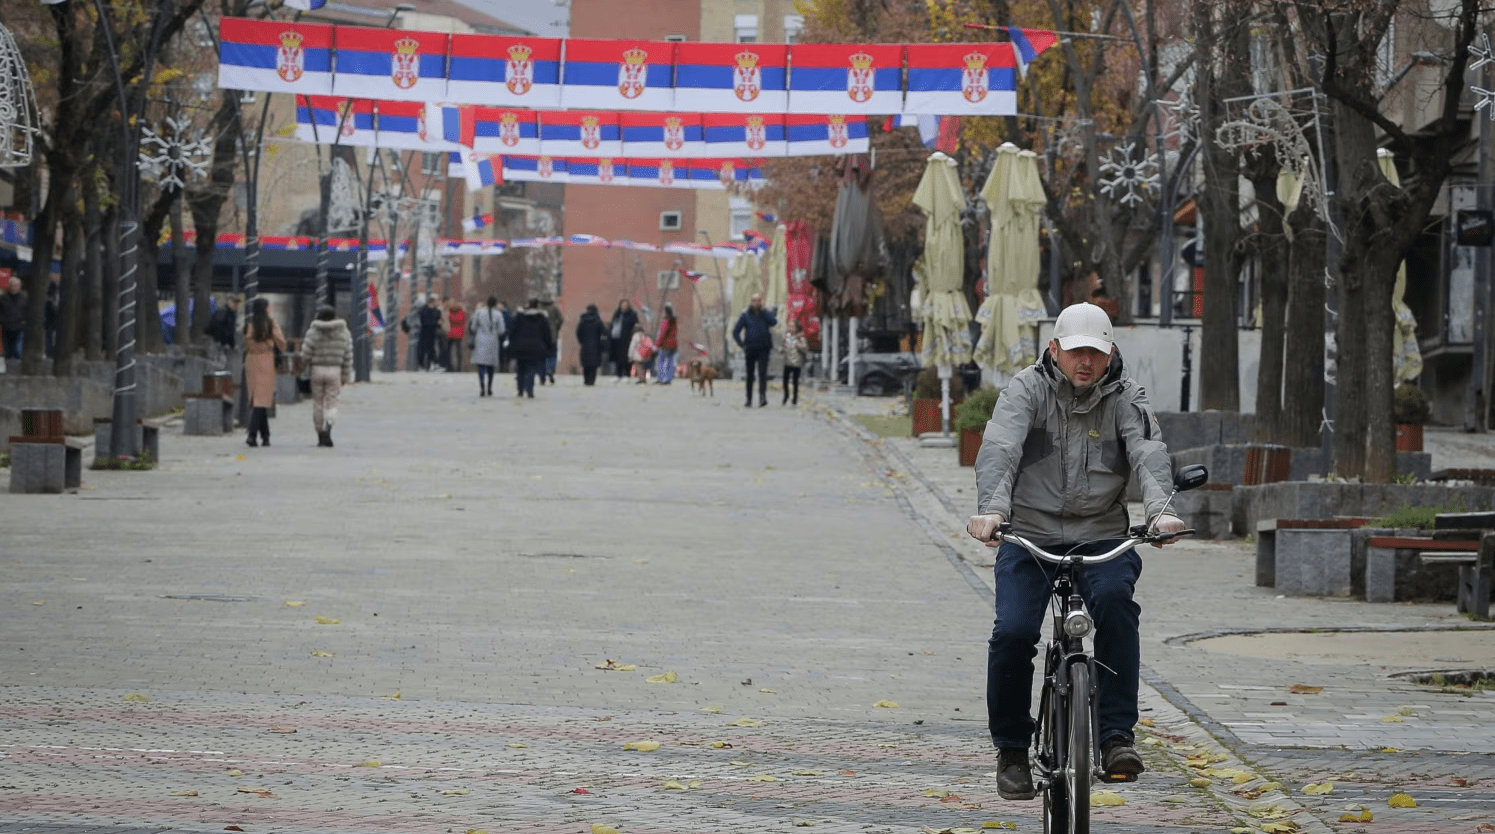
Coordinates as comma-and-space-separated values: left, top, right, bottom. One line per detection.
954, 386, 1000, 466
1393, 383, 1430, 452
910, 366, 966, 436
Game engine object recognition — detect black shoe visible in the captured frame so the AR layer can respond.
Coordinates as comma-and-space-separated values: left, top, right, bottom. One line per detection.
246, 434, 258, 448
260, 436, 270, 447
1101, 737, 1144, 778
996, 748, 1036, 800
758, 397, 767, 407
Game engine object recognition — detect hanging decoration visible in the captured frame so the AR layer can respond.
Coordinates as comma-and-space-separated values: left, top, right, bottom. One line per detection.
0, 22, 38, 168
138, 116, 213, 191
1096, 140, 1159, 208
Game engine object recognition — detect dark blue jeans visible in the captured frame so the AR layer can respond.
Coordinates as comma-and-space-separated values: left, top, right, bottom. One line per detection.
516, 358, 542, 395
743, 347, 770, 402
987, 539, 1142, 750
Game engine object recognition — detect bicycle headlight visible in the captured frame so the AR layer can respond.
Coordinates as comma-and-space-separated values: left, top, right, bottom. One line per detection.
1063, 610, 1093, 638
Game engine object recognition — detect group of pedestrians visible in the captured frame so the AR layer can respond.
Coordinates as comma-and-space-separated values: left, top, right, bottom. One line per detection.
238, 297, 352, 448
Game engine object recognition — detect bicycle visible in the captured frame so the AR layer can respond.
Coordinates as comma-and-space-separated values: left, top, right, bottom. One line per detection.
991, 463, 1208, 834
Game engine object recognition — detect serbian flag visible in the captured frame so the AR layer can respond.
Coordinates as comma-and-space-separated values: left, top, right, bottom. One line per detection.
1008, 28, 1058, 77
466, 106, 541, 155
673, 42, 788, 113
566, 233, 612, 246
620, 112, 705, 158
218, 18, 334, 95
461, 152, 503, 192
560, 39, 677, 111
626, 158, 683, 189
283, 0, 327, 9
703, 114, 786, 158
903, 43, 1017, 115
462, 213, 494, 233
447, 34, 562, 108
710, 158, 765, 189
539, 111, 623, 157
375, 101, 460, 151
294, 96, 375, 146
681, 158, 730, 190
367, 280, 385, 332
331, 26, 449, 103
447, 152, 465, 177
678, 268, 706, 283
785, 114, 869, 156
787, 43, 902, 114
565, 158, 625, 186
504, 155, 570, 183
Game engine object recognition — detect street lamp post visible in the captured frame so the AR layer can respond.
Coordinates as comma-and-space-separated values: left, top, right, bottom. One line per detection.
696, 229, 732, 365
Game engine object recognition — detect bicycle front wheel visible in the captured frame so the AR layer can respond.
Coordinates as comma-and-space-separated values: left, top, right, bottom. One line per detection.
1066, 662, 1092, 834
1039, 677, 1068, 834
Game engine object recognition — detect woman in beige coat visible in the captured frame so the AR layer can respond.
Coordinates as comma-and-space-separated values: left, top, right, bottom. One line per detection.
242, 297, 286, 447
300, 305, 353, 447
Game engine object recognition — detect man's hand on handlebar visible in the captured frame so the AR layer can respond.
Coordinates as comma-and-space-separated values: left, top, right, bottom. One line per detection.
1148, 513, 1187, 548
967, 513, 1006, 547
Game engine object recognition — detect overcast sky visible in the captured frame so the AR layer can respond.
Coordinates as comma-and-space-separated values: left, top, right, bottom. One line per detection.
452, 0, 569, 37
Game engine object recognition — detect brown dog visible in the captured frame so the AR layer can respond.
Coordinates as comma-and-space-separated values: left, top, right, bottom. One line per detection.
688, 359, 717, 396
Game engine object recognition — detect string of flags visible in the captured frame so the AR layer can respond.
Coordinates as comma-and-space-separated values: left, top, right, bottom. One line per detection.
219, 19, 1057, 117
172, 231, 767, 261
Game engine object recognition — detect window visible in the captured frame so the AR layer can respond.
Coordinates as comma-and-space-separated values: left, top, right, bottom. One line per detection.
659, 210, 683, 231
729, 196, 754, 240
657, 270, 680, 290
783, 15, 804, 44
665, 34, 687, 42
421, 152, 442, 175
734, 14, 758, 43
238, 89, 257, 104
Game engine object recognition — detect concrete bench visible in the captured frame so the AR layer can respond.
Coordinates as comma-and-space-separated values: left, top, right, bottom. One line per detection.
184, 372, 236, 436
8, 436, 87, 493
1255, 517, 1372, 594
1364, 535, 1486, 615
92, 417, 162, 465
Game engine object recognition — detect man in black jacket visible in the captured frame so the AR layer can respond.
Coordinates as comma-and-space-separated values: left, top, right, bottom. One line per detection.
205, 295, 240, 358
731, 293, 777, 407
0, 274, 28, 364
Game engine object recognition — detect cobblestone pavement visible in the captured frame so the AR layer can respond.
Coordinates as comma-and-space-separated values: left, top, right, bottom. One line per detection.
0, 373, 1491, 833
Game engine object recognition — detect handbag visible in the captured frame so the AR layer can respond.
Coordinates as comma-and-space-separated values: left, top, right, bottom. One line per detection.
297, 376, 312, 395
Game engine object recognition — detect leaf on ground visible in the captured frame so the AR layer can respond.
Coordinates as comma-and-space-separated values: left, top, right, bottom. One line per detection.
874, 700, 899, 708
171, 790, 199, 796
793, 770, 823, 777
1451, 777, 1470, 787
357, 760, 381, 768
748, 774, 778, 782
1338, 809, 1374, 823
623, 740, 661, 752
508, 743, 528, 748
1301, 782, 1333, 795
594, 659, 637, 672
1380, 715, 1404, 723
728, 718, 765, 727
759, 688, 778, 694
570, 788, 589, 794
704, 740, 733, 749
1387, 792, 1417, 808
467, 829, 490, 834
646, 671, 678, 683
1188, 777, 1212, 788
1139, 718, 1156, 727
381, 690, 401, 700
938, 794, 965, 804
226, 770, 243, 777
700, 705, 722, 713
591, 825, 621, 834
1090, 791, 1125, 806
225, 827, 245, 832
236, 787, 276, 797
1288, 684, 1322, 694
1396, 706, 1417, 716
315, 616, 340, 625
792, 821, 814, 828
729, 760, 751, 766
311, 651, 334, 657
440, 788, 469, 795
980, 823, 1017, 830
1380, 747, 1402, 753
123, 693, 150, 702
1260, 823, 1299, 833
924, 788, 951, 798
284, 601, 305, 607
1142, 737, 1166, 746
1476, 824, 1495, 833
840, 770, 857, 777
1248, 802, 1290, 819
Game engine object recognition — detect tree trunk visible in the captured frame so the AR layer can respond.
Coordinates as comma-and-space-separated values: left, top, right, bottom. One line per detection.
54, 208, 83, 377
191, 90, 245, 347
1281, 217, 1325, 449
1250, 169, 1289, 442
83, 162, 104, 362
170, 192, 191, 348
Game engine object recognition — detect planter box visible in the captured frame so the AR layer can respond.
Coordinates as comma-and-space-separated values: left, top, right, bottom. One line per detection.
1395, 423, 1423, 452
958, 427, 981, 466
911, 398, 960, 436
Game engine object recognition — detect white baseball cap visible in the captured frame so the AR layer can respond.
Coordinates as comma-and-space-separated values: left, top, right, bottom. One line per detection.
1053, 302, 1114, 353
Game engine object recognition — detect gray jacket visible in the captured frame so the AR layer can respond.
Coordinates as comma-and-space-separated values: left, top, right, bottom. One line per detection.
300, 319, 353, 381
973, 350, 1174, 547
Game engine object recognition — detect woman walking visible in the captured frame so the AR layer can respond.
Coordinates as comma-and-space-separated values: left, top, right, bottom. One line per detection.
607, 299, 638, 380
654, 303, 679, 384
469, 296, 506, 396
507, 298, 554, 398
575, 303, 608, 385
242, 297, 286, 447
299, 304, 353, 447
780, 318, 808, 405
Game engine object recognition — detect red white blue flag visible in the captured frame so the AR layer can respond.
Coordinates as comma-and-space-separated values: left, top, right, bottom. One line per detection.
446, 34, 562, 108
626, 158, 682, 188
673, 43, 788, 113
374, 101, 460, 151
332, 26, 449, 102
1008, 28, 1058, 77
461, 152, 503, 192
707, 158, 764, 189
561, 39, 676, 111
539, 111, 623, 158
564, 158, 625, 186
785, 114, 869, 155
504, 155, 571, 183
703, 114, 785, 157
620, 112, 705, 158
462, 213, 494, 233
218, 18, 334, 95
787, 43, 903, 114
465, 107, 541, 155
903, 43, 1017, 115
295, 96, 376, 146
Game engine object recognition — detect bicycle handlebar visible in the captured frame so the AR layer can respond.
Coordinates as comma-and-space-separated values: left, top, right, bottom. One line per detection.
992, 524, 1195, 565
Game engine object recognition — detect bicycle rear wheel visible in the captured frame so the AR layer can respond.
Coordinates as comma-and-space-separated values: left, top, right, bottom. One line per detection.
1039, 681, 1068, 834
1066, 662, 1092, 834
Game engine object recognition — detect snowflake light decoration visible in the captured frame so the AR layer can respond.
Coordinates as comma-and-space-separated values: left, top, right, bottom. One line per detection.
1097, 141, 1160, 207
139, 116, 212, 192
1471, 33, 1495, 120
1159, 92, 1201, 144
0, 23, 39, 168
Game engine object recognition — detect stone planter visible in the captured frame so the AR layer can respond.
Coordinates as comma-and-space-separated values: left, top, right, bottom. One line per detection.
958, 427, 982, 466
1394, 423, 1423, 452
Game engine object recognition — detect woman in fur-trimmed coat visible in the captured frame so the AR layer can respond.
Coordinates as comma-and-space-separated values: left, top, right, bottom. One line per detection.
299, 305, 353, 447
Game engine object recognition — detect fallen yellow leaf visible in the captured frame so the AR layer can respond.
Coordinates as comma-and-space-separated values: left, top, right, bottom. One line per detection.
748, 774, 778, 782
759, 688, 778, 694
1380, 747, 1402, 753
1396, 706, 1417, 716
1260, 823, 1298, 833
171, 790, 199, 797
924, 788, 951, 798
284, 601, 305, 607
508, 743, 528, 748
466, 829, 489, 834
1188, 777, 1211, 788
1388, 792, 1417, 808
236, 787, 276, 798
311, 651, 334, 657
874, 700, 900, 708
623, 740, 661, 752
1139, 718, 1156, 727
315, 616, 340, 625
591, 825, 621, 834
1288, 684, 1322, 694
729, 760, 751, 766
1380, 715, 1404, 723
441, 788, 470, 795
594, 659, 636, 671
123, 693, 150, 702
704, 741, 732, 749
792, 821, 813, 828
1090, 791, 1125, 806
1338, 809, 1374, 823
700, 706, 723, 713
980, 823, 1018, 830
226, 769, 243, 777
268, 726, 296, 734
728, 718, 765, 727
358, 760, 381, 768
1301, 782, 1333, 795
662, 780, 690, 790
381, 690, 401, 700
1142, 737, 1166, 746
793, 770, 823, 777
646, 671, 678, 683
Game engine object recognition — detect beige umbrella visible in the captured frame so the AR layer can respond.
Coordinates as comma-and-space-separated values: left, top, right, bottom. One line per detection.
729, 252, 762, 356
975, 143, 1048, 381
1377, 150, 1423, 383
913, 152, 972, 371
763, 223, 789, 313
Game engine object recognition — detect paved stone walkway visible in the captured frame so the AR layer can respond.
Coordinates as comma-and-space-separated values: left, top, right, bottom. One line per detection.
0, 372, 1490, 833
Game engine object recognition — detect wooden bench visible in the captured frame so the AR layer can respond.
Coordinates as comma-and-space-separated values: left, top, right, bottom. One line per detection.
1365, 535, 1490, 617
1256, 517, 1373, 594
8, 407, 86, 493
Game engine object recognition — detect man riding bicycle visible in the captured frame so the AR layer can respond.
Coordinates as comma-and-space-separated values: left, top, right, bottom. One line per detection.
966, 302, 1187, 801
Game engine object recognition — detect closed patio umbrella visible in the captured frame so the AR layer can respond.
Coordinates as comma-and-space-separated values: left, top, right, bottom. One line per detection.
974, 143, 1048, 383
912, 151, 972, 440
763, 223, 789, 314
